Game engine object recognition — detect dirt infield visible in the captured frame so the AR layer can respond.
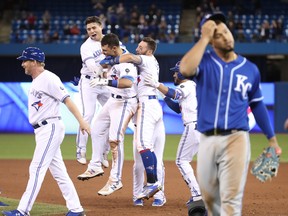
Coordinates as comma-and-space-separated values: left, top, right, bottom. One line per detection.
0, 160, 287, 216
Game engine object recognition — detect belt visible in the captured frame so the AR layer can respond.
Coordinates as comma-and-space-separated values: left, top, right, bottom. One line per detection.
184, 121, 197, 129
148, 95, 157, 99
85, 75, 95, 79
32, 117, 61, 129
204, 129, 242, 136
111, 93, 136, 99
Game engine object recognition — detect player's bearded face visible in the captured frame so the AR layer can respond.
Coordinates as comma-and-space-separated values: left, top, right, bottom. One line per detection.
212, 23, 234, 53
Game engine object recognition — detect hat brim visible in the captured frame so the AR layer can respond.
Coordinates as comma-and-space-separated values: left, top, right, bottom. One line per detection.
17, 56, 30, 61
207, 13, 226, 24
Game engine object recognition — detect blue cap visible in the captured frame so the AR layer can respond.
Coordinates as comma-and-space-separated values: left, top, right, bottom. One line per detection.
200, 12, 226, 28
170, 61, 186, 80
17, 47, 45, 62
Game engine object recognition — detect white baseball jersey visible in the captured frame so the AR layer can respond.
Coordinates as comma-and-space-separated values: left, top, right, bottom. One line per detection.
28, 70, 67, 125
107, 62, 138, 98
174, 80, 197, 125
18, 70, 83, 214
80, 37, 105, 77
137, 55, 159, 97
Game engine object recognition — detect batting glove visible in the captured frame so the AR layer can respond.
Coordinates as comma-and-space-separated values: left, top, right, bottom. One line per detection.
100, 56, 120, 66
70, 76, 80, 86
144, 73, 160, 88
90, 77, 108, 87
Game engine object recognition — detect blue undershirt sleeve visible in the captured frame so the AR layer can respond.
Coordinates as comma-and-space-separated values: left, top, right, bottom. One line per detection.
250, 100, 275, 139
164, 97, 181, 114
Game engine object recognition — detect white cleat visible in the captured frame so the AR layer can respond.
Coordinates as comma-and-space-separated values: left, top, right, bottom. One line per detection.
101, 152, 109, 168
76, 151, 86, 165
77, 167, 104, 181
98, 180, 123, 196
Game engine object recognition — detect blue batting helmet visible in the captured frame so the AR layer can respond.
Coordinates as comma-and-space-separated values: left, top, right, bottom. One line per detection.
170, 61, 186, 80
17, 47, 45, 62
200, 12, 226, 28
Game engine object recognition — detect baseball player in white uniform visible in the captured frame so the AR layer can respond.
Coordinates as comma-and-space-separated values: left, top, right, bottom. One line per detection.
78, 33, 138, 196
76, 16, 110, 167
2, 47, 90, 216
145, 61, 206, 214
100, 37, 166, 205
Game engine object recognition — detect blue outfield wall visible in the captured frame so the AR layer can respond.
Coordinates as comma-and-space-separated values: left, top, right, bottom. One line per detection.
0, 82, 280, 134
1, 42, 288, 56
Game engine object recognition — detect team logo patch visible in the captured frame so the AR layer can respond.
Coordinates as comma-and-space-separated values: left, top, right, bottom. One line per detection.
32, 100, 43, 111
125, 68, 130, 73
180, 85, 184, 88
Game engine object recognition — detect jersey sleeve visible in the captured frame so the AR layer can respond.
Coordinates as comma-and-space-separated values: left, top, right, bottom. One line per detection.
117, 63, 137, 81
48, 74, 69, 102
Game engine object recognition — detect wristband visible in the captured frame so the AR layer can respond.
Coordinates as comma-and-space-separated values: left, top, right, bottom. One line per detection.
165, 87, 176, 98
108, 80, 118, 87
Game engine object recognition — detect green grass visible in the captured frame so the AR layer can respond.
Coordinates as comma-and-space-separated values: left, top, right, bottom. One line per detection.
0, 197, 67, 215
0, 133, 287, 161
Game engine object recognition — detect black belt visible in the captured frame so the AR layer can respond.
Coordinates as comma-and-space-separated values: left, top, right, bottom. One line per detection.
204, 129, 242, 136
111, 93, 136, 99
148, 95, 157, 99
32, 117, 61, 129
85, 75, 95, 79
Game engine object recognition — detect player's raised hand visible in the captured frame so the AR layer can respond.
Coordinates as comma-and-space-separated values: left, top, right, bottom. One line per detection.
100, 56, 120, 66
90, 77, 108, 87
144, 73, 160, 88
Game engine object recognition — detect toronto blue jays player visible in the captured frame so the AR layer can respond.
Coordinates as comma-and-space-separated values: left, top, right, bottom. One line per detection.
100, 37, 165, 205
76, 16, 110, 166
179, 13, 282, 215
144, 61, 206, 213
2, 47, 90, 216
78, 33, 138, 196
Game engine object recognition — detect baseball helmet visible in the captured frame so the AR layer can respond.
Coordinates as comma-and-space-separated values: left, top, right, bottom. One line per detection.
200, 12, 226, 28
170, 61, 186, 80
17, 47, 45, 62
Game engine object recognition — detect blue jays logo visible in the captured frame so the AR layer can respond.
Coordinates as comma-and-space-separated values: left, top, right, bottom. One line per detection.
234, 74, 252, 99
32, 100, 43, 111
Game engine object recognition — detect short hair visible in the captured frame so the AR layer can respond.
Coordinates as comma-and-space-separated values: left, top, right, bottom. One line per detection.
142, 37, 157, 53
101, 33, 120, 48
85, 16, 102, 26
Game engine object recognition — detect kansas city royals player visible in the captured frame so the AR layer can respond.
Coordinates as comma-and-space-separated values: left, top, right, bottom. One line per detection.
78, 33, 138, 196
2, 47, 89, 216
144, 61, 206, 214
101, 37, 165, 205
179, 13, 282, 215
76, 16, 110, 166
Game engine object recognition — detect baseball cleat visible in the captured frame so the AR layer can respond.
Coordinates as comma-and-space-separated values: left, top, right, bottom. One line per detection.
152, 197, 167, 207
137, 181, 162, 200
133, 199, 144, 206
2, 209, 29, 216
76, 151, 86, 165
77, 168, 104, 181
98, 180, 123, 196
66, 211, 86, 216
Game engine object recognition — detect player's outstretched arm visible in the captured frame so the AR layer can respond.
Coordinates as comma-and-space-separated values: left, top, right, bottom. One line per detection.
119, 53, 141, 64
63, 97, 91, 135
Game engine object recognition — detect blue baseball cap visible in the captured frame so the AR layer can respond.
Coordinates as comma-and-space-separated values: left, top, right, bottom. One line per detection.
17, 47, 45, 62
170, 61, 186, 80
200, 12, 226, 28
